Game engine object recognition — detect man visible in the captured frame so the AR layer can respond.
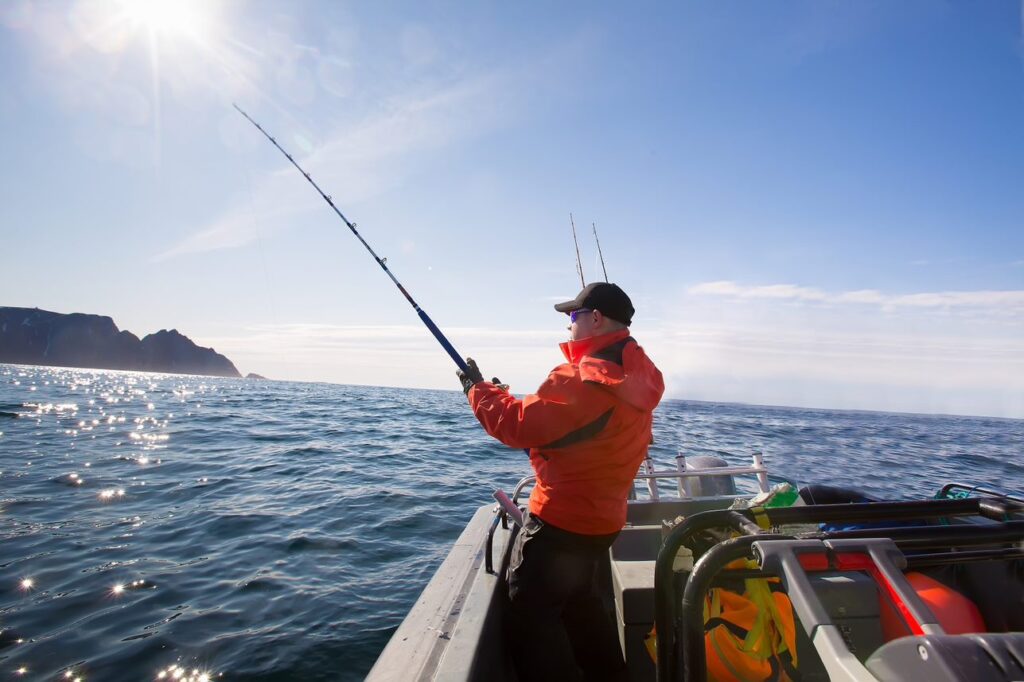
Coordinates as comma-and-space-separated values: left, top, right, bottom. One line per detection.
457, 282, 665, 681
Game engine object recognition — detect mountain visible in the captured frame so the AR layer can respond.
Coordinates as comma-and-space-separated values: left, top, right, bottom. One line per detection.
0, 307, 241, 378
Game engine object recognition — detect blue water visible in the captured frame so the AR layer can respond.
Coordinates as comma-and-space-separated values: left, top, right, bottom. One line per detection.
0, 364, 1020, 680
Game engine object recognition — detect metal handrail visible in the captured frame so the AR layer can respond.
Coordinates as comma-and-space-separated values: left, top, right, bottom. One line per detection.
633, 465, 768, 480
636, 453, 773, 498
485, 481, 532, 575
939, 482, 1024, 504
510, 475, 535, 505
485, 490, 527, 575
489, 453, 781, 572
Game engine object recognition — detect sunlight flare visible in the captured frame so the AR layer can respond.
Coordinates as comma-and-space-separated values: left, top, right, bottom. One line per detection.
116, 0, 210, 40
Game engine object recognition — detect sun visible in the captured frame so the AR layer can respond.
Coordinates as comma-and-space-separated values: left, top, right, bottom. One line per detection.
117, 0, 209, 39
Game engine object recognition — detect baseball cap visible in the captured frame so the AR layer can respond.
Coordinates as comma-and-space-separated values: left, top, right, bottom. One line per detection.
554, 282, 634, 326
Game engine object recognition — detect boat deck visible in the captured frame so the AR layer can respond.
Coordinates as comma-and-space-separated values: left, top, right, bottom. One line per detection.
368, 466, 1024, 682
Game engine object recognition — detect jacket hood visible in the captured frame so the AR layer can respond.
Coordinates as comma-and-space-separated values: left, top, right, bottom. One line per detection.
560, 329, 664, 412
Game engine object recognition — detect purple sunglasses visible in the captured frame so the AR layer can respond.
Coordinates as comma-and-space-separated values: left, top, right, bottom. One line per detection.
569, 309, 592, 323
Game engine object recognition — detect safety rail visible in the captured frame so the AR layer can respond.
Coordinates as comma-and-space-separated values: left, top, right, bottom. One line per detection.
486, 452, 782, 574
938, 482, 1024, 504
652, 495, 1024, 682
484, 477, 535, 574
512, 452, 775, 504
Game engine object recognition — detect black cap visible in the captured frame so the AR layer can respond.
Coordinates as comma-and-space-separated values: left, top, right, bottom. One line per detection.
554, 282, 634, 326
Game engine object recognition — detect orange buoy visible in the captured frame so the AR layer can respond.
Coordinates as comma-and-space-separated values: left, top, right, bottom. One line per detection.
880, 571, 987, 640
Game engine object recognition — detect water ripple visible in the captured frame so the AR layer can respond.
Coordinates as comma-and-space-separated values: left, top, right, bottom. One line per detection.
0, 364, 1020, 679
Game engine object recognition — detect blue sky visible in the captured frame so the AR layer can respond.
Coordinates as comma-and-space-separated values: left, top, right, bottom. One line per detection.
1, 1, 1022, 418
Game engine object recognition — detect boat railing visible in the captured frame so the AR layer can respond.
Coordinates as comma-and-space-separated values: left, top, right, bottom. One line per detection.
485, 451, 779, 574
510, 451, 774, 506
633, 451, 772, 500
492, 489, 524, 527
938, 482, 1024, 504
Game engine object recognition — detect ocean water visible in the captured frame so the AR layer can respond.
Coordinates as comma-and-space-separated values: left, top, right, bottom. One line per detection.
0, 363, 1021, 680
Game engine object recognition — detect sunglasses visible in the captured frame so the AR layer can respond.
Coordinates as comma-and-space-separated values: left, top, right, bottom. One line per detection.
569, 309, 593, 323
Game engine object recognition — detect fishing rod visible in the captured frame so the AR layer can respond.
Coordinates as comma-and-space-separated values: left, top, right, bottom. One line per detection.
569, 212, 585, 288
592, 222, 609, 282
233, 104, 469, 373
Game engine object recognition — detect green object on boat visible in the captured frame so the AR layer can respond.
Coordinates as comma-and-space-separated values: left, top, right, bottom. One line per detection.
764, 483, 801, 508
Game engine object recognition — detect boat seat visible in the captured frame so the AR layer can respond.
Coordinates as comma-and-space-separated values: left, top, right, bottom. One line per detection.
611, 558, 657, 625
610, 527, 662, 682
610, 525, 663, 622
609, 557, 657, 682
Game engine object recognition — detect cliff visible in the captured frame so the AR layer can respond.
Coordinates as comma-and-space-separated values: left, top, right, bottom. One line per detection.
0, 307, 241, 378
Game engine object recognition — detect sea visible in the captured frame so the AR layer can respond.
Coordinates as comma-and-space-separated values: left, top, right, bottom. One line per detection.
0, 363, 1021, 681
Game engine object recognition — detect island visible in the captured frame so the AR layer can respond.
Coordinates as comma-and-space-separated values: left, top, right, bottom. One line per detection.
0, 307, 242, 378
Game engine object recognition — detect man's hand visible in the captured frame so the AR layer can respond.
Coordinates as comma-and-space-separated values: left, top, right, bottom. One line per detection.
491, 377, 510, 392
456, 357, 484, 394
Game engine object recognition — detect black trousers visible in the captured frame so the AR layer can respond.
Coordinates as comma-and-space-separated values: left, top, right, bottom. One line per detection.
506, 512, 627, 682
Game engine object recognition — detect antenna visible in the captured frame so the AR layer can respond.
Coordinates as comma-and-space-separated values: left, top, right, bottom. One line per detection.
593, 222, 608, 282
569, 213, 585, 288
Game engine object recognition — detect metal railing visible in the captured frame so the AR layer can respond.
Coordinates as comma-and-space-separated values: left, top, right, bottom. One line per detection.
632, 452, 772, 501
485, 451, 780, 574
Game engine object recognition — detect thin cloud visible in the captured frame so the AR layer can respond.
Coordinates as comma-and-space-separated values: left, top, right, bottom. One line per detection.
202, 322, 567, 390
688, 280, 1024, 313
154, 77, 511, 261
155, 31, 597, 261
641, 318, 1024, 418
219, 322, 562, 340
204, 323, 563, 355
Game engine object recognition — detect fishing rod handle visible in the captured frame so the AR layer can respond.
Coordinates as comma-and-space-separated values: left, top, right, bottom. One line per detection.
418, 310, 469, 372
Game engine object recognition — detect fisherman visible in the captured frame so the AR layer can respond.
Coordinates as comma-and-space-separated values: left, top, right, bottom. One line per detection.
457, 282, 665, 681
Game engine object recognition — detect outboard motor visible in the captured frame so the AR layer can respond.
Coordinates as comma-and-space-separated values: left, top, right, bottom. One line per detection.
681, 455, 737, 497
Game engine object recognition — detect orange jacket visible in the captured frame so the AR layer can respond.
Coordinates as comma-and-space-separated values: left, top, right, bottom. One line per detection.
468, 329, 665, 535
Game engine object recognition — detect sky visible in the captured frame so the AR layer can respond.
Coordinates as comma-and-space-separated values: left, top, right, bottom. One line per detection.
0, 0, 1022, 418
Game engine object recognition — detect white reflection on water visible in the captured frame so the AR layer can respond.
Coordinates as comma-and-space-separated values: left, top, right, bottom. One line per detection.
112, 579, 153, 597
156, 664, 217, 681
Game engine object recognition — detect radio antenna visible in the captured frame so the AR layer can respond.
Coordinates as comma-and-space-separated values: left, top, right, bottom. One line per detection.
570, 213, 585, 288
592, 222, 608, 282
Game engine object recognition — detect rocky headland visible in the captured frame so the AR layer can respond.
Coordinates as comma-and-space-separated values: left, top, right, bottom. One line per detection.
0, 307, 241, 378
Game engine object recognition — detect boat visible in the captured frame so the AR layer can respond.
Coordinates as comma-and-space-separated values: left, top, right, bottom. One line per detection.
367, 452, 1024, 681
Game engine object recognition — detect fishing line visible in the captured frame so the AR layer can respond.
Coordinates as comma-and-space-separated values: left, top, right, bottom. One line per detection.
233, 104, 469, 373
